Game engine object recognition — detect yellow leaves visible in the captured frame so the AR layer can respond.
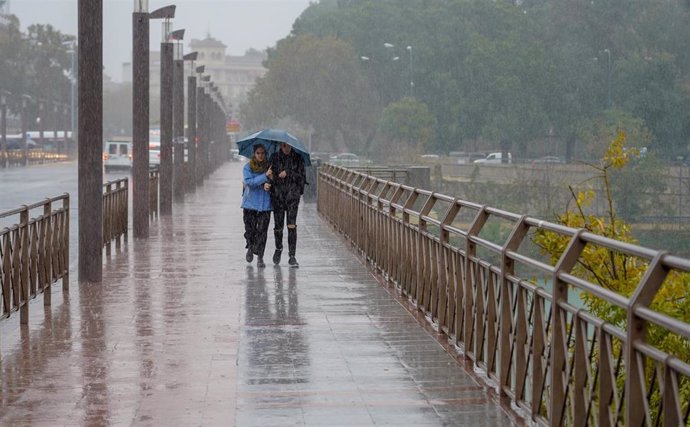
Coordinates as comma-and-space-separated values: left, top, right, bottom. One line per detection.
603, 130, 639, 169
575, 190, 595, 209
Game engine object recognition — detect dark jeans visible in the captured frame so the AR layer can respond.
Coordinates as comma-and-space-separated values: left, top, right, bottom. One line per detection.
273, 200, 299, 256
243, 209, 271, 257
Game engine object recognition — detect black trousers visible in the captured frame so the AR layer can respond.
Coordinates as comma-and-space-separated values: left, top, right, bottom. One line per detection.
243, 209, 271, 257
273, 199, 299, 256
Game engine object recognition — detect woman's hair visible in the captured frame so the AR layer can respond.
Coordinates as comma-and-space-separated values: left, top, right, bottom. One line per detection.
253, 144, 266, 153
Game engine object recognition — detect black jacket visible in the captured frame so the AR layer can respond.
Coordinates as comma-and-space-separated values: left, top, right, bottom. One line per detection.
269, 149, 306, 204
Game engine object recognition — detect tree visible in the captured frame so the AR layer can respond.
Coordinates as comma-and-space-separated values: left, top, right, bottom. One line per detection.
242, 34, 378, 153
534, 132, 690, 422
378, 97, 436, 161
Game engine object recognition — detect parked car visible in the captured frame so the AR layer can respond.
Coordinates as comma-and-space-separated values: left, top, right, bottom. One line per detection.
103, 140, 132, 172
532, 155, 564, 165
149, 142, 161, 168
474, 152, 512, 164
329, 152, 360, 167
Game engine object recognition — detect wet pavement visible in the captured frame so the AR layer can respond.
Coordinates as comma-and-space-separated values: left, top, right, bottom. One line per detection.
0, 162, 521, 426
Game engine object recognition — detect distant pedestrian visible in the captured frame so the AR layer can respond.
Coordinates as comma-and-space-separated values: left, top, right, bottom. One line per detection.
241, 144, 273, 268
268, 142, 306, 267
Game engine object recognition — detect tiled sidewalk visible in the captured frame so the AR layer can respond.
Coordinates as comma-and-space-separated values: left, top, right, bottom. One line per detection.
0, 162, 521, 426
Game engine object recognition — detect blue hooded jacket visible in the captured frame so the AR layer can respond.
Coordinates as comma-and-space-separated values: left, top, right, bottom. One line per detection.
241, 162, 272, 211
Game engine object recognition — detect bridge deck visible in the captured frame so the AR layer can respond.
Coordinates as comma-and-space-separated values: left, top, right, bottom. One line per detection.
0, 163, 519, 426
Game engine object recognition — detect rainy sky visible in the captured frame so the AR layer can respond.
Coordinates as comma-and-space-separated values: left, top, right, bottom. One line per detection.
8, 0, 312, 82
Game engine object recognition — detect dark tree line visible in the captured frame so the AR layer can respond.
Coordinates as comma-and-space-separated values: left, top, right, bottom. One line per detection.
242, 0, 690, 162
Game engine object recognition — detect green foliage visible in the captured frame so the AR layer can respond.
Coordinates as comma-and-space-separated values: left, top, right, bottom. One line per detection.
377, 97, 436, 161
242, 34, 378, 153
0, 18, 73, 115
533, 133, 690, 420
275, 0, 690, 159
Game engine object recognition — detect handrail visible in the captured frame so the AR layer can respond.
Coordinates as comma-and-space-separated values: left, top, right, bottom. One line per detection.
0, 194, 70, 324
317, 164, 690, 426
102, 178, 128, 255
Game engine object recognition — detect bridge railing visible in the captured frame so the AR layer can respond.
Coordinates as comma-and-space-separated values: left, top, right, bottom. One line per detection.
317, 164, 690, 426
0, 194, 70, 323
102, 178, 128, 254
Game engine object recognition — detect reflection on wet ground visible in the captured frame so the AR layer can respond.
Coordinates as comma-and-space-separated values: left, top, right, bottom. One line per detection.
0, 162, 521, 425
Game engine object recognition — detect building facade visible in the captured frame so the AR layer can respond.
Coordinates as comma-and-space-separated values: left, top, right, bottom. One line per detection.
122, 35, 266, 123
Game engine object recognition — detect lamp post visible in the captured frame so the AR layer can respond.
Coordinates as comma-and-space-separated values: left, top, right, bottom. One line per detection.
0, 92, 6, 168
196, 71, 208, 184
132, 3, 175, 237
21, 95, 30, 166
171, 28, 185, 200
603, 48, 612, 108
406, 45, 414, 98
159, 17, 174, 215
384, 42, 410, 99
66, 43, 77, 146
78, 0, 103, 282
183, 52, 198, 190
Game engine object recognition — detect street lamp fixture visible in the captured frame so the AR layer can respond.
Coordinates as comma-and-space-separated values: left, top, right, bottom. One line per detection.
602, 48, 612, 108
406, 45, 414, 98
133, 0, 148, 13
384, 42, 394, 49
360, 56, 370, 61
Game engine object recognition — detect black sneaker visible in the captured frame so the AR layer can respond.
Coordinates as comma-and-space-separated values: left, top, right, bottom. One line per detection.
272, 250, 282, 265
257, 257, 266, 268
288, 256, 299, 268
246, 249, 253, 263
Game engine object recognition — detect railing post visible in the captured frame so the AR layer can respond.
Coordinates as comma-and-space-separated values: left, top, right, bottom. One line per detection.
62, 194, 69, 291
549, 230, 586, 427
463, 207, 488, 355
439, 200, 460, 330
499, 216, 529, 397
43, 199, 52, 306
624, 252, 668, 426
20, 206, 29, 324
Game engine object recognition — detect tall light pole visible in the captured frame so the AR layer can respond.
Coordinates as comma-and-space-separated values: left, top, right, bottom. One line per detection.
171, 28, 185, 200
406, 45, 414, 98
0, 91, 6, 168
183, 51, 198, 191
159, 17, 174, 214
78, 0, 103, 283
132, 3, 175, 237
603, 48, 612, 109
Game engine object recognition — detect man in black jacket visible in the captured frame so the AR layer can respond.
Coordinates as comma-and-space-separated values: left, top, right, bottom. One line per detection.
268, 142, 306, 267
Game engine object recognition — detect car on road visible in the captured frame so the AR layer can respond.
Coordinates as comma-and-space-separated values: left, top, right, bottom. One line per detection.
474, 152, 512, 164
103, 140, 132, 172
329, 152, 360, 167
532, 155, 565, 165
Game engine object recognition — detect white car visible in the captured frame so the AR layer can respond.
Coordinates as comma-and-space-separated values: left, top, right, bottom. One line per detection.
329, 153, 360, 167
474, 152, 512, 164
103, 140, 132, 172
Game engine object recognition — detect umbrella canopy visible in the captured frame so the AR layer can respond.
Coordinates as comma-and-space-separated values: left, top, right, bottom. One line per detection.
236, 129, 311, 166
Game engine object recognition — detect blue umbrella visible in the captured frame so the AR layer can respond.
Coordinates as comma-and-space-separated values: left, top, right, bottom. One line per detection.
236, 128, 311, 166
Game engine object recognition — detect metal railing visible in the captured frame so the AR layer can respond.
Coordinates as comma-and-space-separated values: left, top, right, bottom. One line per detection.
317, 164, 690, 426
0, 194, 69, 323
102, 178, 128, 254
1, 149, 71, 167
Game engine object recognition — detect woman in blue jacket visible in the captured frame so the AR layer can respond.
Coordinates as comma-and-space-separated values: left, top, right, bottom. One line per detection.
241, 144, 273, 268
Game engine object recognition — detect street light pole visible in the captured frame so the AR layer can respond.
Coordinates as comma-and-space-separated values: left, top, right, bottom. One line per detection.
406, 45, 414, 98
159, 18, 174, 215
78, 0, 103, 283
603, 48, 612, 108
0, 92, 6, 168
171, 28, 185, 200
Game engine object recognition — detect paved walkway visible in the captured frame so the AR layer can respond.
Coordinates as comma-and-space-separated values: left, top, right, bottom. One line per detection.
0, 162, 521, 426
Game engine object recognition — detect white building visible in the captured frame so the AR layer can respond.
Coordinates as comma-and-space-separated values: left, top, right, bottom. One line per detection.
122, 35, 267, 120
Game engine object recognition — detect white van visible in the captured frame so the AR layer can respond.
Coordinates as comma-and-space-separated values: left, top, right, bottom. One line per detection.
103, 140, 132, 172
474, 152, 512, 164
